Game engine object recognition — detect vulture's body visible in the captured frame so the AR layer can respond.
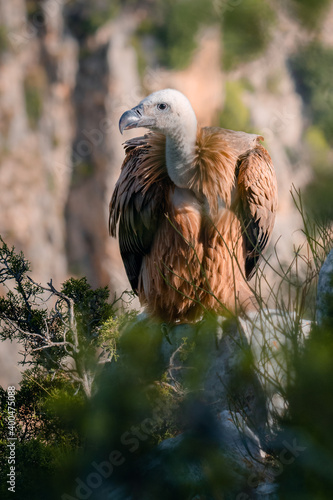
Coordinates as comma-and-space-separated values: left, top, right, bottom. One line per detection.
109, 90, 277, 322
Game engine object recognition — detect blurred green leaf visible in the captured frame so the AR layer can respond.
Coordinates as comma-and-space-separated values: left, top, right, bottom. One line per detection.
221, 0, 276, 70
289, 0, 332, 29
290, 42, 333, 145
218, 80, 251, 131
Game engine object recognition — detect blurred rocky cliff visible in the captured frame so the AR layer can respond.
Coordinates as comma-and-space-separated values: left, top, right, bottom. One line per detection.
0, 0, 333, 296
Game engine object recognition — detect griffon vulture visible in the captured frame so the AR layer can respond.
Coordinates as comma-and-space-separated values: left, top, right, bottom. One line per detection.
109, 89, 277, 322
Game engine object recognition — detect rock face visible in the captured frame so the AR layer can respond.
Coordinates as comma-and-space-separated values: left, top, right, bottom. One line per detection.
91, 315, 288, 500
105, 409, 278, 500
65, 11, 143, 294
160, 318, 268, 434
0, 0, 77, 287
316, 249, 333, 325
95, 300, 319, 500
240, 309, 311, 421
0, 0, 78, 387
234, 10, 312, 267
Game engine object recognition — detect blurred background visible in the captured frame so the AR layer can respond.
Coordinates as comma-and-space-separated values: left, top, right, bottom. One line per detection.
0, 0, 333, 380
1, 3, 333, 499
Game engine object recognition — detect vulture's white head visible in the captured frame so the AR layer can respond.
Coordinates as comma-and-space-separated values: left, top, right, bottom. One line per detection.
119, 89, 198, 188
119, 89, 197, 140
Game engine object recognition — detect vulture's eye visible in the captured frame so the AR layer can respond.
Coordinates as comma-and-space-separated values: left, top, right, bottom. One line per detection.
157, 103, 168, 111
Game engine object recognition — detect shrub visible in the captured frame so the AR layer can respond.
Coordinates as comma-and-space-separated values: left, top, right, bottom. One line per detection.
288, 0, 332, 30
218, 80, 251, 131
0, 237, 114, 398
289, 42, 333, 145
64, 0, 120, 41
221, 0, 276, 70
138, 0, 213, 70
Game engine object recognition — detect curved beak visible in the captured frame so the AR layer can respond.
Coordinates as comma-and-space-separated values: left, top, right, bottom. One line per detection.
119, 104, 155, 134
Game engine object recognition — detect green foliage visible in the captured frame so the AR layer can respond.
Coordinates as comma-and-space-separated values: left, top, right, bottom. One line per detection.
302, 127, 333, 221
0, 26, 9, 54
303, 171, 333, 223
178, 336, 196, 363
25, 0, 43, 17
291, 188, 333, 274
290, 42, 333, 146
65, 0, 120, 41
0, 237, 126, 498
221, 0, 276, 70
69, 317, 243, 499
98, 308, 137, 362
290, 43, 333, 223
277, 323, 333, 499
218, 80, 251, 131
0, 368, 85, 444
304, 125, 330, 156
71, 161, 95, 186
289, 0, 332, 29
0, 238, 115, 396
0, 367, 86, 500
24, 72, 44, 129
61, 276, 113, 339
0, 238, 47, 343
0, 439, 64, 500
137, 0, 275, 71
137, 0, 214, 70
304, 125, 331, 172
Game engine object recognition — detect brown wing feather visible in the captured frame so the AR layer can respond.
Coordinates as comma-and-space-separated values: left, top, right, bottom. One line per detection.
138, 189, 204, 322
236, 144, 278, 280
189, 127, 263, 214
109, 133, 170, 291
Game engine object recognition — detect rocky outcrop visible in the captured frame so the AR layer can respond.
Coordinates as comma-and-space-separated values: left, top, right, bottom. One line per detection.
65, 11, 143, 294
316, 249, 333, 325
226, 8, 313, 269
0, 0, 77, 287
104, 407, 278, 500
90, 311, 311, 499
0, 0, 78, 387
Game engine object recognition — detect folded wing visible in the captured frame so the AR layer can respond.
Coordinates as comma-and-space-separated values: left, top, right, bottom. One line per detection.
236, 145, 278, 280
109, 134, 170, 291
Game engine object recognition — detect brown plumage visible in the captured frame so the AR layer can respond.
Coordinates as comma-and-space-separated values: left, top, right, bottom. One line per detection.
109, 90, 278, 322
